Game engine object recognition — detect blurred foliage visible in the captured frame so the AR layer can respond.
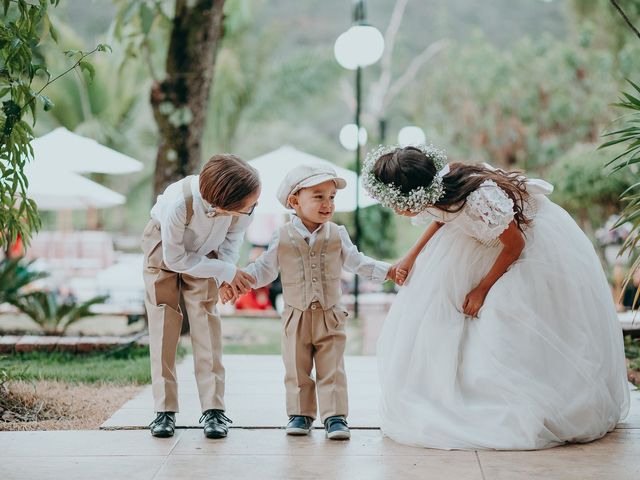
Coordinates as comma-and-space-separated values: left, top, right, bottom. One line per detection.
205, 0, 341, 152
0, 257, 48, 306
12, 290, 108, 335
569, 0, 640, 52
625, 335, 640, 371
548, 143, 635, 232
16, 0, 640, 258
360, 205, 396, 259
33, 19, 156, 233
0, 0, 109, 250
407, 30, 640, 172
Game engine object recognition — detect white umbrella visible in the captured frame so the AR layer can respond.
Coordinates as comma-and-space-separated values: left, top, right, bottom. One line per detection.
249, 145, 377, 214
24, 163, 125, 210
31, 127, 143, 174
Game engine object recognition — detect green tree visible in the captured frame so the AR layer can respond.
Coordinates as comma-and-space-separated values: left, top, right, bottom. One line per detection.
548, 143, 633, 235
34, 19, 156, 232
569, 0, 640, 52
114, 0, 227, 198
0, 0, 107, 251
406, 30, 639, 172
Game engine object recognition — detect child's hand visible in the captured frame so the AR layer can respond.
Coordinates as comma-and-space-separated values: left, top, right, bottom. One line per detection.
386, 265, 408, 285
462, 285, 489, 318
229, 269, 256, 297
220, 283, 238, 304
390, 255, 414, 286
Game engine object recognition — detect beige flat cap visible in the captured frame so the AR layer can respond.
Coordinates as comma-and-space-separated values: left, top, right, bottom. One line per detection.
277, 164, 347, 209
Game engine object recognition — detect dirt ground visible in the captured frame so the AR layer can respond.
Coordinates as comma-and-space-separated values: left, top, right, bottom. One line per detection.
0, 380, 141, 431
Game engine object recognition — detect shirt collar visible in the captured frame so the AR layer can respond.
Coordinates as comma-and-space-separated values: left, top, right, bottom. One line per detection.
291, 215, 325, 239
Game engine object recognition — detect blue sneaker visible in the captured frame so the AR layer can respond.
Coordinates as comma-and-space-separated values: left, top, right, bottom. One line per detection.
286, 416, 313, 435
324, 415, 350, 440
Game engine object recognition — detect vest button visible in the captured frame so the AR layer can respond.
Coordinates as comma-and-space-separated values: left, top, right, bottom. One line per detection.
311, 304, 317, 310
311, 264, 317, 269
310, 252, 316, 257
312, 278, 317, 283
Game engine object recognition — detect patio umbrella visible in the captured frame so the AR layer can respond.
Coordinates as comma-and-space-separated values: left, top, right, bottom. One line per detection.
24, 163, 125, 211
31, 127, 143, 174
248, 145, 377, 214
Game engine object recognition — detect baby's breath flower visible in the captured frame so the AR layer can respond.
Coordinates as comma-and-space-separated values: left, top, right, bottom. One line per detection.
362, 144, 448, 213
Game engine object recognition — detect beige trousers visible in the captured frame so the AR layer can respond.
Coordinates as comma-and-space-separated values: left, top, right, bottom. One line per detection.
141, 220, 225, 413
281, 302, 349, 422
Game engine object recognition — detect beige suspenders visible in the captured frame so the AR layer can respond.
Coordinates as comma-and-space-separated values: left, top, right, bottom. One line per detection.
182, 175, 195, 226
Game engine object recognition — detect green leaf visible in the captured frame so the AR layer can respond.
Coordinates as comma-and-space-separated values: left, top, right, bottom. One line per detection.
49, 22, 58, 43
39, 94, 54, 111
627, 79, 640, 96
139, 2, 156, 35
96, 43, 112, 53
78, 60, 95, 83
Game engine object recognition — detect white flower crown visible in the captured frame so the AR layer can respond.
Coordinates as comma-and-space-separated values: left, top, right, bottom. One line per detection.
362, 144, 449, 213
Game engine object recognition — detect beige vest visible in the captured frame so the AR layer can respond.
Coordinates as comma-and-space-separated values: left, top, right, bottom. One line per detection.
277, 221, 342, 310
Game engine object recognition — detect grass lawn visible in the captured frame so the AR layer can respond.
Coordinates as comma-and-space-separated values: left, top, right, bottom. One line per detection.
0, 345, 185, 385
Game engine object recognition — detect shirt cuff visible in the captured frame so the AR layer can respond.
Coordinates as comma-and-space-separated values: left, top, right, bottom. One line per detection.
243, 264, 258, 286
217, 262, 237, 286
372, 261, 392, 283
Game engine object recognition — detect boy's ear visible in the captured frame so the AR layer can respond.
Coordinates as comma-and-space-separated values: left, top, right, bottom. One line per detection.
287, 193, 299, 208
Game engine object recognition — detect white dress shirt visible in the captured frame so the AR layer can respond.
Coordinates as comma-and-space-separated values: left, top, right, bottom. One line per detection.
244, 215, 391, 290
150, 175, 252, 284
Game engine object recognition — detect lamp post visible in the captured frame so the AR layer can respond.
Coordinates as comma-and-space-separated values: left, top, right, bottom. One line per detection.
334, 0, 384, 317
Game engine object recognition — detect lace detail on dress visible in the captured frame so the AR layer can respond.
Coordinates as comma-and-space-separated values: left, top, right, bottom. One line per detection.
462, 180, 515, 246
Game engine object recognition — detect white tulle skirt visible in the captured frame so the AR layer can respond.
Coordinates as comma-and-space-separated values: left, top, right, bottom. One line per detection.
377, 195, 630, 450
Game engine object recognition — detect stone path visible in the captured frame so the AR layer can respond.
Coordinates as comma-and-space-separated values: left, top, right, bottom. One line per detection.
1, 354, 638, 479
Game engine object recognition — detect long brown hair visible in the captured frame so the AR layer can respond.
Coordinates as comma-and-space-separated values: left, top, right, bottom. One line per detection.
373, 146, 531, 230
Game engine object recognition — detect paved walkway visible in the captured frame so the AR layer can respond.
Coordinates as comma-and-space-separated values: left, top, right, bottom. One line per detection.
1, 354, 639, 479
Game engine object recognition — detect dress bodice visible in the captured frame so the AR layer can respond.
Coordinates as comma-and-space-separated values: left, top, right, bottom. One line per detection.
413, 176, 553, 247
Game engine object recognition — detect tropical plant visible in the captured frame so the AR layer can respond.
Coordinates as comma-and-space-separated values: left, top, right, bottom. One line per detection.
600, 80, 640, 303
598, 1, 640, 307
12, 291, 108, 335
0, 257, 48, 305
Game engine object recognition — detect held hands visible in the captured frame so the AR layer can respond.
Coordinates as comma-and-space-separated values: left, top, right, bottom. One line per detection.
389, 255, 416, 286
220, 269, 256, 304
220, 283, 237, 304
462, 285, 489, 318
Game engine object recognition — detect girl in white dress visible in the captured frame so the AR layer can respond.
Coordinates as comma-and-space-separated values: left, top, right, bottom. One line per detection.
363, 144, 630, 450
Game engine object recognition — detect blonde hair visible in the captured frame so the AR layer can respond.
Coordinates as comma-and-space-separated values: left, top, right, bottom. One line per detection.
199, 154, 260, 211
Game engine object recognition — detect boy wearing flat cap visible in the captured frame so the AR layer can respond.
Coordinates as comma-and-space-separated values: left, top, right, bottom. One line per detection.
225, 164, 393, 440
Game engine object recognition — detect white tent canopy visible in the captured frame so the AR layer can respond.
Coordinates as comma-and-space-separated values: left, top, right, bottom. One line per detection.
31, 127, 143, 174
248, 145, 377, 214
24, 163, 125, 211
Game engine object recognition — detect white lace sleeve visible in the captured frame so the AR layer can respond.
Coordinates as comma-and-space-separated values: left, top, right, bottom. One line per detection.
463, 180, 515, 244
